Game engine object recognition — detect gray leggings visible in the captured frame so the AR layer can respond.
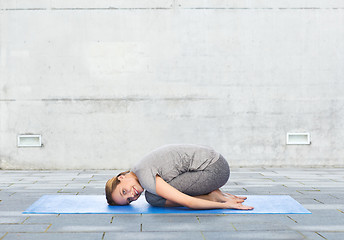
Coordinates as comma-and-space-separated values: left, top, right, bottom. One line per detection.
145, 155, 230, 207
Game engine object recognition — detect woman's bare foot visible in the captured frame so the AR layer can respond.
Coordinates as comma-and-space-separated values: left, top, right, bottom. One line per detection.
223, 192, 247, 200
209, 189, 247, 203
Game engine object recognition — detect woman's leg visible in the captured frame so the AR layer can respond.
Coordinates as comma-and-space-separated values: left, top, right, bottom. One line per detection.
168, 155, 230, 196
145, 155, 230, 207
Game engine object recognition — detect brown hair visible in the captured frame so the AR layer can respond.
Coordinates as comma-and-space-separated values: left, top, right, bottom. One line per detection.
105, 170, 130, 205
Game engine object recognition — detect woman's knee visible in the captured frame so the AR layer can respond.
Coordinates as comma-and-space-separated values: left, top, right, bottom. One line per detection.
205, 155, 230, 189
144, 191, 166, 207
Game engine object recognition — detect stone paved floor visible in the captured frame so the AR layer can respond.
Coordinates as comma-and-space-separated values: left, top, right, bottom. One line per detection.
0, 168, 343, 240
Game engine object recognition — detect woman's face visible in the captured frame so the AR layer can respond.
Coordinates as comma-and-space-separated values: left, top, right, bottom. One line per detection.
111, 174, 144, 205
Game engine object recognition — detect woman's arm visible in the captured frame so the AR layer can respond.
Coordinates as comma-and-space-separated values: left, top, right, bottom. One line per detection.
155, 175, 253, 210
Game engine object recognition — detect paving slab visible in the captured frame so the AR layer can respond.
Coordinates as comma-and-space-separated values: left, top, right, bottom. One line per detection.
231, 222, 288, 231
0, 199, 40, 211
317, 232, 344, 240
141, 215, 205, 232
3, 232, 103, 240
51, 214, 114, 225
290, 224, 344, 232
0, 224, 50, 233
104, 231, 204, 240
22, 215, 60, 224
298, 231, 329, 240
45, 214, 141, 233
203, 230, 305, 240
48, 224, 139, 233
0, 216, 27, 224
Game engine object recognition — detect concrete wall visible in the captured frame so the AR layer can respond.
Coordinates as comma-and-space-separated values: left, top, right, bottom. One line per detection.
1, 0, 344, 169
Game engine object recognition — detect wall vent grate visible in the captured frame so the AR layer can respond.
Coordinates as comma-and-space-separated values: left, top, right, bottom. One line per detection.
286, 133, 310, 145
18, 135, 42, 147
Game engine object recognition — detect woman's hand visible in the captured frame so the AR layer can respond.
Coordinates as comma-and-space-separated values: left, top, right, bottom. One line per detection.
221, 198, 254, 210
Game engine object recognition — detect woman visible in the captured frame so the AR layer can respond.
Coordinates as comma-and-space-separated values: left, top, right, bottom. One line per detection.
105, 144, 253, 210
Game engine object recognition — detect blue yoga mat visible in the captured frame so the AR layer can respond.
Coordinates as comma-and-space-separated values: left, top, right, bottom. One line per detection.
23, 195, 310, 214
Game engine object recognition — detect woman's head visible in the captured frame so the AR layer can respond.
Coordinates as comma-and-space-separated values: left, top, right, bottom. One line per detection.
105, 171, 144, 205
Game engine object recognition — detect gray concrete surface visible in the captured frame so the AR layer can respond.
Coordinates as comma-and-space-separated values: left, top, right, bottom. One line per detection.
2, 0, 344, 169
0, 168, 343, 239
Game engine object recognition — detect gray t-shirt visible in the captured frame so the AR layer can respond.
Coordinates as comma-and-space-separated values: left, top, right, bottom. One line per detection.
132, 144, 220, 194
